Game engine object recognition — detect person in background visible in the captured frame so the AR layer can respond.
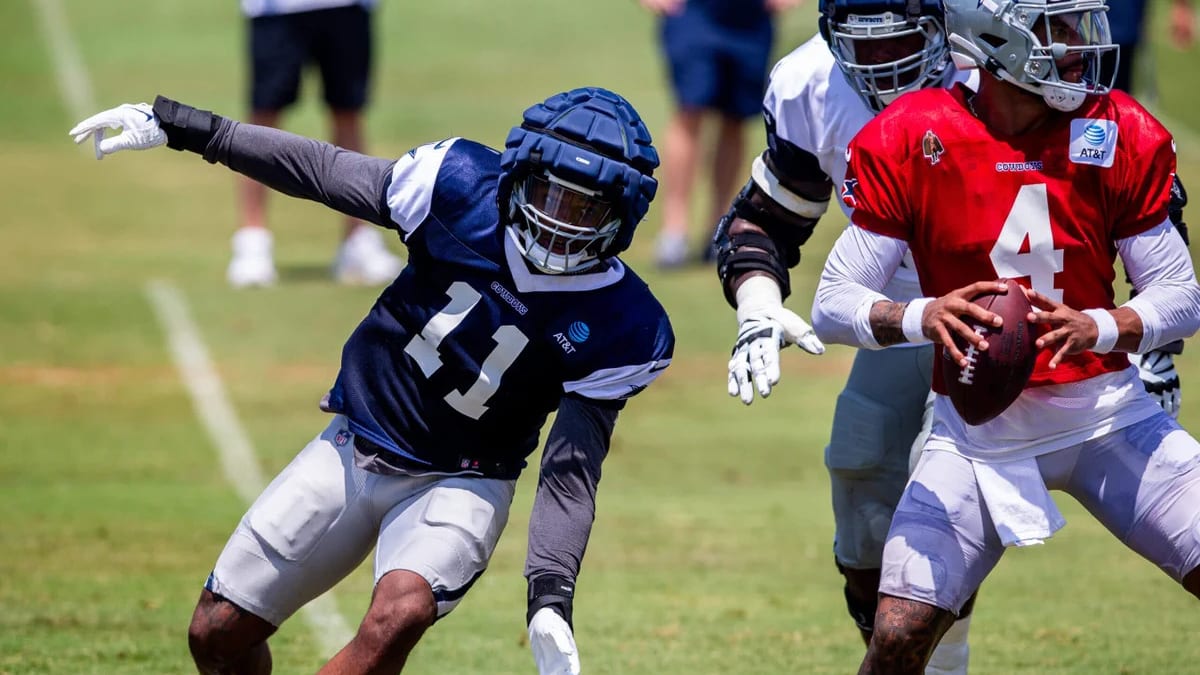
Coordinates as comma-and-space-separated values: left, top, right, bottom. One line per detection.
231, 0, 403, 288
1102, 0, 1194, 95
643, 0, 801, 269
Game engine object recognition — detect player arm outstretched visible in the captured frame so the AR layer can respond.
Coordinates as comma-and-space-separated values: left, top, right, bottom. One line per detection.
716, 138, 831, 404
524, 395, 618, 675
525, 311, 672, 675
69, 97, 398, 228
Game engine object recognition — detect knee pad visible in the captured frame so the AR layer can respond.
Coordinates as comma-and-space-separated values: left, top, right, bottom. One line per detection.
836, 560, 880, 633
825, 390, 904, 478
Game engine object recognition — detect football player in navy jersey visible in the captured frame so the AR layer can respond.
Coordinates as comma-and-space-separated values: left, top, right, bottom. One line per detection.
70, 87, 673, 675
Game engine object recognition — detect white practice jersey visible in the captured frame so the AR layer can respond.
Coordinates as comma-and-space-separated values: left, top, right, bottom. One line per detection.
241, 0, 374, 18
764, 34, 976, 305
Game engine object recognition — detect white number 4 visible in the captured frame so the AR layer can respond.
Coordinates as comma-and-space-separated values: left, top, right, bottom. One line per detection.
989, 183, 1065, 302
404, 281, 529, 420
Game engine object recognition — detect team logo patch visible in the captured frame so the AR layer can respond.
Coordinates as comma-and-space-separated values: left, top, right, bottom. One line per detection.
567, 321, 590, 343
334, 429, 351, 447
1069, 118, 1118, 168
840, 179, 859, 209
922, 130, 945, 165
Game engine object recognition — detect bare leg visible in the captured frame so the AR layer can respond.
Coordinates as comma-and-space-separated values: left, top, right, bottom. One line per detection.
659, 107, 705, 240
709, 114, 747, 231
858, 594, 955, 675
317, 570, 437, 675
239, 110, 282, 232
330, 108, 366, 240
188, 589, 278, 675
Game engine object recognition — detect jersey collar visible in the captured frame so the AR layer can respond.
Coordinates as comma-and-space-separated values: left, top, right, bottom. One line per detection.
503, 227, 626, 293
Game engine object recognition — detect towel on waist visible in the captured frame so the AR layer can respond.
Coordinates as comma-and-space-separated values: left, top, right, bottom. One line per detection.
972, 456, 1066, 547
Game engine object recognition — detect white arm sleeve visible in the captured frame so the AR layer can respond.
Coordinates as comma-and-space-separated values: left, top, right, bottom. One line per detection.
812, 225, 907, 349
1116, 218, 1200, 353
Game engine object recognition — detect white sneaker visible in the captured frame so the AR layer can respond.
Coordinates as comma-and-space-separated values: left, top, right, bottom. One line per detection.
655, 230, 689, 269
227, 227, 278, 288
334, 226, 404, 285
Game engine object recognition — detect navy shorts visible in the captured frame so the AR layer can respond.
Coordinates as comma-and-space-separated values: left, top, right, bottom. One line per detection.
249, 5, 372, 112
660, 10, 773, 119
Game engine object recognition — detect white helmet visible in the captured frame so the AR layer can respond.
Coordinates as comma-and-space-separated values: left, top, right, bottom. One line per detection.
943, 0, 1117, 112
820, 0, 951, 114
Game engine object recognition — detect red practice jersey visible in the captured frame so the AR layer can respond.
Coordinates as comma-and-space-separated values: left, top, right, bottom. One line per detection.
845, 84, 1177, 390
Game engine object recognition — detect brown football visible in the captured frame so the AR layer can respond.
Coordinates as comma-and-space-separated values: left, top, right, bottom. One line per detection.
941, 279, 1038, 425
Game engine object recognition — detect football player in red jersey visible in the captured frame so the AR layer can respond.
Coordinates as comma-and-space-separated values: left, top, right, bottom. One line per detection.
811, 1, 1200, 672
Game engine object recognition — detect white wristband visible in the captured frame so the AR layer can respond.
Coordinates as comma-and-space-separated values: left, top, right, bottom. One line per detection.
735, 276, 783, 323
1083, 308, 1119, 354
902, 298, 935, 344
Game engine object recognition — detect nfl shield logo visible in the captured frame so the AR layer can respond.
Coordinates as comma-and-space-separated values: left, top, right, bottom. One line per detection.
334, 429, 351, 447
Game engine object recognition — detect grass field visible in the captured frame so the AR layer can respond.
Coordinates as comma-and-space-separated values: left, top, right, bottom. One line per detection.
3, 1, 1200, 673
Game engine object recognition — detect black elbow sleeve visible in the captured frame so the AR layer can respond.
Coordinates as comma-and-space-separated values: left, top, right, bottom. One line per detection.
152, 95, 222, 155
1170, 173, 1189, 246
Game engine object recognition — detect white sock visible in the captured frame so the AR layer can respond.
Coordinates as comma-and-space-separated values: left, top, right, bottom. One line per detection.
925, 614, 971, 675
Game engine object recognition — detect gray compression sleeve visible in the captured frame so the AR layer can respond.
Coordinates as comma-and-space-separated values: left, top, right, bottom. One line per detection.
203, 118, 396, 228
524, 396, 618, 582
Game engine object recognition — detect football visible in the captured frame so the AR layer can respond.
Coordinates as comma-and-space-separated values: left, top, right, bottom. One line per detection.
941, 279, 1038, 425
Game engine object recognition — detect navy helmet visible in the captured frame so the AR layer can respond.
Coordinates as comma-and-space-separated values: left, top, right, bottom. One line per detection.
499, 87, 659, 274
819, 0, 950, 113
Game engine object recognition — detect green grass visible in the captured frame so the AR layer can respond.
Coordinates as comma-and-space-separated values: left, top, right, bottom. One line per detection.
3, 0, 1200, 673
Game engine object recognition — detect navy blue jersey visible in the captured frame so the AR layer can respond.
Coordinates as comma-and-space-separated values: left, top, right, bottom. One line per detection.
324, 139, 674, 478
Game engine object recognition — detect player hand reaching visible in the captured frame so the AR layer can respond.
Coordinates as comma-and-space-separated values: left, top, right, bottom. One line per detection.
728, 276, 825, 405
68, 103, 166, 159
1132, 349, 1183, 418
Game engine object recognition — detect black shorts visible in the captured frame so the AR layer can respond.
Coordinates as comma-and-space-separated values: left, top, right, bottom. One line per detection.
249, 5, 372, 112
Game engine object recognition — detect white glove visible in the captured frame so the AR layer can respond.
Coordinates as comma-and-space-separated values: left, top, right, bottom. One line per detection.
727, 276, 825, 405
528, 607, 581, 675
68, 102, 167, 160
1131, 350, 1182, 418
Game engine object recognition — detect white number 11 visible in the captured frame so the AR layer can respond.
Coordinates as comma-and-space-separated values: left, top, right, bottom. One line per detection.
403, 281, 529, 420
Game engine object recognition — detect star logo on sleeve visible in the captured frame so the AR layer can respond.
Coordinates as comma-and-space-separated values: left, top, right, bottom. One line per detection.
841, 178, 859, 209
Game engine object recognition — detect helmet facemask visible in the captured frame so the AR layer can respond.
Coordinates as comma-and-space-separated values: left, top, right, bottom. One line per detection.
947, 1, 1117, 112
827, 11, 950, 113
509, 171, 622, 274
1019, 4, 1116, 111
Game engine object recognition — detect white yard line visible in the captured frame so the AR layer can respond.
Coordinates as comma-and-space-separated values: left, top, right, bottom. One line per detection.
146, 280, 355, 657
35, 0, 357, 652
30, 0, 94, 121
